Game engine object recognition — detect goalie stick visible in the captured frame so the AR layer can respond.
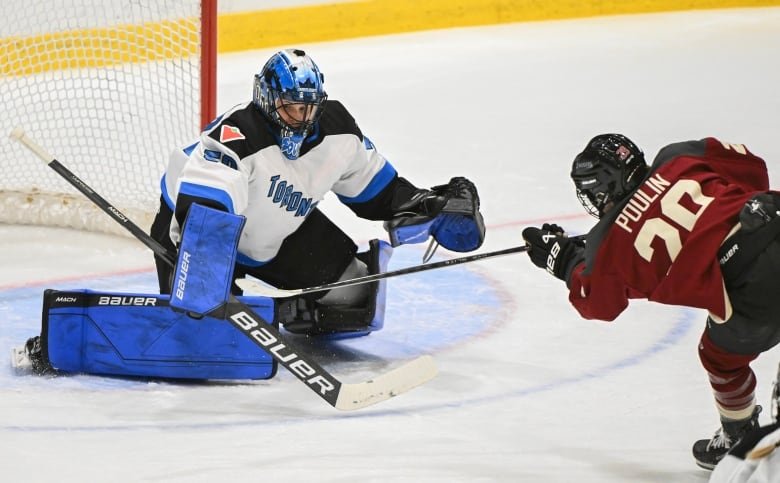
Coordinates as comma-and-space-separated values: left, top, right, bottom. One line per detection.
9, 127, 437, 411
237, 235, 587, 298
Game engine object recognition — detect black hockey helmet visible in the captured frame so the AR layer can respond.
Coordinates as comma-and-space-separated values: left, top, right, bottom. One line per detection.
570, 133, 647, 218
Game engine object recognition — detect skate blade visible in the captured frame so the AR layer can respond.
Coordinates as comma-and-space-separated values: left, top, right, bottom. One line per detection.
10, 345, 32, 375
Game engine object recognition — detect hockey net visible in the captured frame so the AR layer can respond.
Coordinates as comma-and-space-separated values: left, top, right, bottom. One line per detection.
0, 0, 216, 237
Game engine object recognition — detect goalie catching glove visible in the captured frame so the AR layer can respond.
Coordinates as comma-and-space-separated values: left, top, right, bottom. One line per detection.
384, 176, 485, 252
522, 223, 584, 282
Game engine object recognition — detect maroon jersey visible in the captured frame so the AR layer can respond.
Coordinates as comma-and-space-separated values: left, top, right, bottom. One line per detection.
569, 138, 769, 322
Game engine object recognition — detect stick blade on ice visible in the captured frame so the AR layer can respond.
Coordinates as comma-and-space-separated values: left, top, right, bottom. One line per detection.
334, 355, 438, 410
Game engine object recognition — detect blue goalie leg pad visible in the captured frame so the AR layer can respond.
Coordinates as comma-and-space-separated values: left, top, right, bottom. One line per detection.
42, 289, 277, 380
171, 203, 245, 316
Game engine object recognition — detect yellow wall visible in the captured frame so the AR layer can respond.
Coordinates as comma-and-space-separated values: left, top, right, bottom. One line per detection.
1, 21, 199, 76
3, 0, 778, 76
219, 0, 780, 52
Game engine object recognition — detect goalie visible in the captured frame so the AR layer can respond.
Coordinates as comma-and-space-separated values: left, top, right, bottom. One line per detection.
13, 48, 485, 380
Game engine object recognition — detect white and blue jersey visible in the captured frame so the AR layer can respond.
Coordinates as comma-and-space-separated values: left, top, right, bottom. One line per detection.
161, 100, 399, 266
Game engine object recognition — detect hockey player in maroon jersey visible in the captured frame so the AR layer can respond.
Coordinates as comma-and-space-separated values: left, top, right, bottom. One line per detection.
521, 133, 780, 470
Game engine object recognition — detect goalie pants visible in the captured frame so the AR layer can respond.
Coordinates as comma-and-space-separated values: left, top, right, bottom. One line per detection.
150, 197, 358, 296
150, 198, 391, 338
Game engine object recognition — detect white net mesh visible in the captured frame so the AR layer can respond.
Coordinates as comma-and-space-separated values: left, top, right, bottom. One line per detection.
0, 0, 207, 236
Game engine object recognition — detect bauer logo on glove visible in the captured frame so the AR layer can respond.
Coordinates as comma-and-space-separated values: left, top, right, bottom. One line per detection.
522, 223, 584, 282
544, 235, 563, 275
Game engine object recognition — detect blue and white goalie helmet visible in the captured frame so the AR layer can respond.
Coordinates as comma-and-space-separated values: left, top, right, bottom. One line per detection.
253, 49, 327, 159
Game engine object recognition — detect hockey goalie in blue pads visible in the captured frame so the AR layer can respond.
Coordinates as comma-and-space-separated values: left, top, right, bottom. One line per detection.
13, 49, 485, 380
15, 174, 482, 378
148, 49, 484, 339
14, 203, 393, 378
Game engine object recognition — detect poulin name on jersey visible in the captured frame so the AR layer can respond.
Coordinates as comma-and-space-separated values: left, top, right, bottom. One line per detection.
615, 173, 671, 233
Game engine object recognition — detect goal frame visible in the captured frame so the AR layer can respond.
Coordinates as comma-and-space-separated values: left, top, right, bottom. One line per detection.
200, 0, 218, 129
0, 0, 219, 237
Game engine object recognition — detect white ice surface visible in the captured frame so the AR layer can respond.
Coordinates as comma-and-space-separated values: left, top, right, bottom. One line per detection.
2, 8, 780, 482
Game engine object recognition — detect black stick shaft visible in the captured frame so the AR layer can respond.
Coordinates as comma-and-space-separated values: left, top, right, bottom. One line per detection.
48, 159, 178, 267
268, 233, 586, 297
295, 245, 530, 295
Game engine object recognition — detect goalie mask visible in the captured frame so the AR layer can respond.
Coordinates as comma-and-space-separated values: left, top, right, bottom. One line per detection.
571, 133, 648, 218
253, 49, 327, 160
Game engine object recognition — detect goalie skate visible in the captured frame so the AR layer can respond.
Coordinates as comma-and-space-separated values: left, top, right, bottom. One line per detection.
773, 362, 780, 422
10, 336, 54, 376
10, 343, 32, 374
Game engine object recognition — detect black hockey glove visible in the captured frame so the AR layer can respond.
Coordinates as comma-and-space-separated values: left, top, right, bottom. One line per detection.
384, 177, 485, 252
522, 224, 584, 282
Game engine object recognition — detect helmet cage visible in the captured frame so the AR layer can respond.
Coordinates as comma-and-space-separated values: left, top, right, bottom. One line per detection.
253, 49, 327, 138
575, 184, 611, 218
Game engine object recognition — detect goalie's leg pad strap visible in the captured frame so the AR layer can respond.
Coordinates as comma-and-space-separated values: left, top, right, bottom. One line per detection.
42, 289, 277, 380
171, 203, 245, 316
367, 239, 392, 332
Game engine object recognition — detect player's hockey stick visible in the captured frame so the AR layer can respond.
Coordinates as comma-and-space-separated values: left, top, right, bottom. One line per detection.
9, 127, 437, 411
237, 245, 532, 297
237, 234, 586, 298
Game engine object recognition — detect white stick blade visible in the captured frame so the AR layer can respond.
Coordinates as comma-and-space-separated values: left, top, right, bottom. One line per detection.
9, 127, 25, 140
9, 128, 55, 163
334, 355, 438, 411
235, 278, 302, 297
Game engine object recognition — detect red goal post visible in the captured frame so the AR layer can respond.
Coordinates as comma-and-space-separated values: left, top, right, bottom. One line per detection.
0, 0, 217, 236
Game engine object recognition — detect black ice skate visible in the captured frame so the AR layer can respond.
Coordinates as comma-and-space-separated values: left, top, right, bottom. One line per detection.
692, 405, 761, 470
10, 336, 55, 376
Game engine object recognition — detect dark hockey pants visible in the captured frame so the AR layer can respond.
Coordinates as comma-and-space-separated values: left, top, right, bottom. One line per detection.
150, 197, 358, 296
700, 192, 780, 416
